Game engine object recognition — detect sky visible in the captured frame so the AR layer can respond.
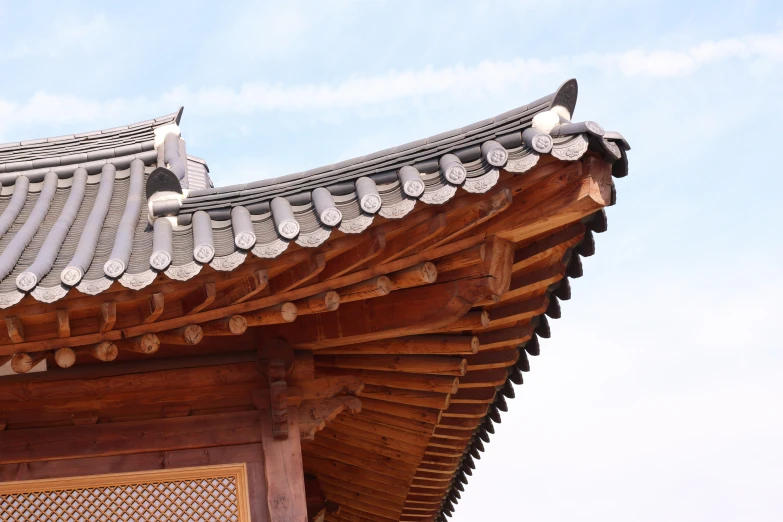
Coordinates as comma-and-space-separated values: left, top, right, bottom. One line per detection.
1, 1, 782, 520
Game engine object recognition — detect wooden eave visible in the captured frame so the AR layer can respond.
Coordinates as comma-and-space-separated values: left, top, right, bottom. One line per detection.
0, 151, 618, 521
0, 78, 630, 521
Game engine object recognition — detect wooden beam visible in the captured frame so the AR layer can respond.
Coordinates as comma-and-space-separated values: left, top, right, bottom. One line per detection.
430, 187, 513, 248
0, 443, 265, 484
217, 269, 269, 306
5, 317, 23, 343
56, 310, 70, 338
0, 411, 263, 464
273, 279, 489, 350
10, 352, 45, 373
320, 232, 386, 280
157, 325, 203, 345
260, 406, 308, 522
359, 397, 440, 425
330, 410, 434, 439
308, 439, 418, 477
377, 213, 447, 265
294, 291, 340, 316
270, 254, 326, 294
97, 302, 117, 332
476, 325, 533, 351
449, 387, 496, 404
499, 264, 565, 303
53, 347, 76, 368
317, 467, 412, 501
201, 315, 248, 336
513, 223, 584, 272
246, 302, 298, 327
315, 355, 466, 376
358, 384, 449, 409
140, 293, 165, 324
317, 335, 478, 356
84, 341, 118, 362
339, 276, 391, 304
484, 236, 515, 296
484, 294, 548, 327
0, 234, 485, 357
435, 244, 486, 273
431, 310, 490, 333
465, 347, 519, 370
387, 262, 437, 291
316, 367, 457, 394
436, 238, 514, 302
0, 360, 260, 402
303, 455, 411, 490
484, 158, 612, 243
182, 282, 217, 315
318, 427, 423, 464
455, 368, 508, 388
115, 334, 160, 354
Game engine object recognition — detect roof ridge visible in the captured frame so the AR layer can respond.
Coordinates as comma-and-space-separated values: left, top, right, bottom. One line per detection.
0, 107, 183, 159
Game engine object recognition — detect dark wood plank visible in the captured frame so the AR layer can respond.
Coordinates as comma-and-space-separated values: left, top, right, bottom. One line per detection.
0, 411, 263, 463
0, 443, 264, 482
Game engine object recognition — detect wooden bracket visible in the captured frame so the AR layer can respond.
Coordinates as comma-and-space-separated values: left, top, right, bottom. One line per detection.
97, 302, 117, 332
56, 310, 70, 338
140, 293, 165, 324
182, 282, 216, 315
5, 317, 24, 343
298, 396, 362, 441
258, 338, 296, 440
268, 360, 289, 440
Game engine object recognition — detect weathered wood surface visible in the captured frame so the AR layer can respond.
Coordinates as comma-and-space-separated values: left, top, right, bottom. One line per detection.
0, 411, 264, 463
261, 406, 309, 522
272, 279, 490, 350
0, 156, 613, 522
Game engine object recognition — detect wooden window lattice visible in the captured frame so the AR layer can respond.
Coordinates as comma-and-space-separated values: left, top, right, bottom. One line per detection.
0, 464, 250, 522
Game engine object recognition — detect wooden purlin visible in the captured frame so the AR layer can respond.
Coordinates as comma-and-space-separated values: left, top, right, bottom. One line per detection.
0, 157, 612, 522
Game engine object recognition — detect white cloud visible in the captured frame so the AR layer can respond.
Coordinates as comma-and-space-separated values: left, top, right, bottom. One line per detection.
585, 30, 783, 77
1, 28, 781, 140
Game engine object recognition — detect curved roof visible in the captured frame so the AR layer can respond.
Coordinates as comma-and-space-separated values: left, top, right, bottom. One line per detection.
0, 79, 628, 308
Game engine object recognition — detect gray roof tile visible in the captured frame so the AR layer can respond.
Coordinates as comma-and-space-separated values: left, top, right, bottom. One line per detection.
0, 80, 629, 307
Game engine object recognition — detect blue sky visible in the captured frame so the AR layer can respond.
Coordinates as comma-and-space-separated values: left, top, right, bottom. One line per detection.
1, 1, 782, 520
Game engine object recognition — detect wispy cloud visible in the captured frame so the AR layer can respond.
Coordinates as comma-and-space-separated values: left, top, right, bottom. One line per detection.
0, 28, 781, 139
152, 29, 783, 114
582, 30, 783, 77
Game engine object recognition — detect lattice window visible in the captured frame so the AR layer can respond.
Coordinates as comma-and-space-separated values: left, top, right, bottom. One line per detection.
0, 464, 251, 522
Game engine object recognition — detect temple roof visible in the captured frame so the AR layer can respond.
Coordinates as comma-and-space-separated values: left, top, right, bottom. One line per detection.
0, 78, 631, 522
0, 79, 628, 311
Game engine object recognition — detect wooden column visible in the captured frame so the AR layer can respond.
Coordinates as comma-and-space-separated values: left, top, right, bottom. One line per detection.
259, 406, 308, 521
257, 338, 308, 521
